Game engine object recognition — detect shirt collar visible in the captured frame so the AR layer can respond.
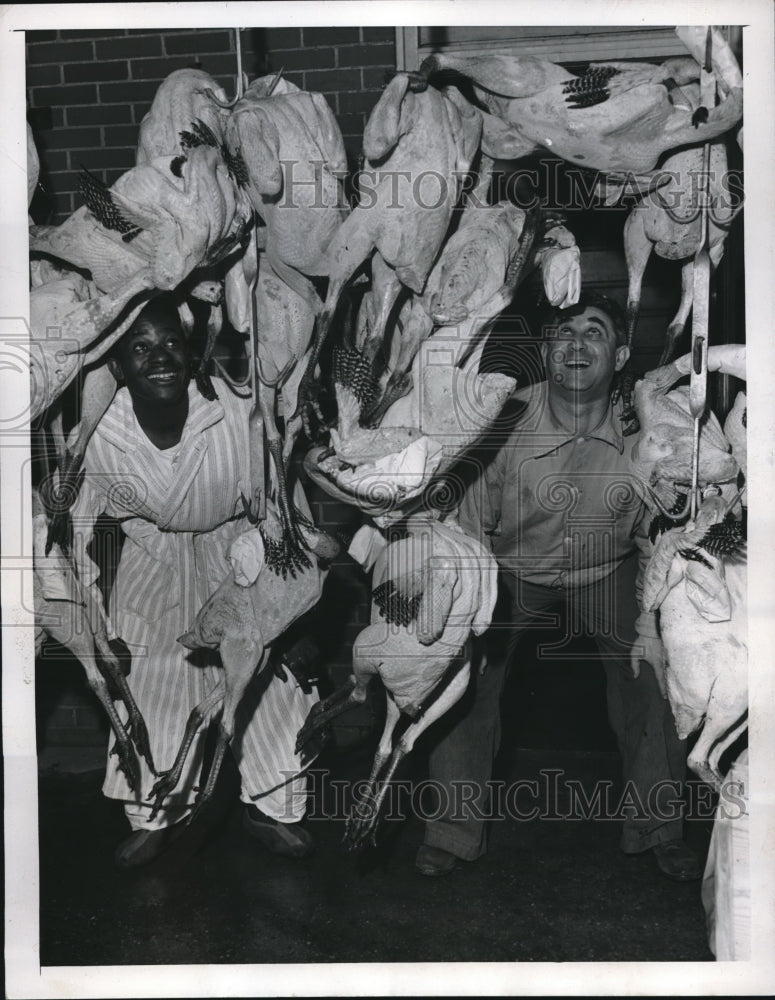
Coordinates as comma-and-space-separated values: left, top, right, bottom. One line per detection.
96, 380, 225, 452
513, 380, 625, 456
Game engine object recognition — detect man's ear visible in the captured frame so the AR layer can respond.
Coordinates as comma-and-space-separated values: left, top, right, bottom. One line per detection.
614, 345, 630, 372
107, 356, 123, 382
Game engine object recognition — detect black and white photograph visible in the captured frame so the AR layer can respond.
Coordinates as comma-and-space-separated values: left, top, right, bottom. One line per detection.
2, 2, 774, 996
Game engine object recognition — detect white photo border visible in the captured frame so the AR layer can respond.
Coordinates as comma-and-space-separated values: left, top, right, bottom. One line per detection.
3, 1, 774, 996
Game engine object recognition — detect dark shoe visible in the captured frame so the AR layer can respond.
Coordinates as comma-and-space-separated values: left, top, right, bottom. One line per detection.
114, 824, 185, 869
415, 844, 458, 877
652, 839, 702, 882
242, 805, 313, 858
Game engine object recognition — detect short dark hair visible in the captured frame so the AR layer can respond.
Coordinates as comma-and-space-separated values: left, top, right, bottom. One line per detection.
111, 292, 184, 359
127, 292, 182, 334
542, 289, 628, 348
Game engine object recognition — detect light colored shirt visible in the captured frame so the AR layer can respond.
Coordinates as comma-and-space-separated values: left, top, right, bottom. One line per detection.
460, 380, 651, 595
71, 377, 254, 625
68, 377, 317, 811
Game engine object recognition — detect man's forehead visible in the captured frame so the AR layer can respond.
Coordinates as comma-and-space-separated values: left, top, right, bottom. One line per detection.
558, 306, 615, 330
557, 306, 616, 336
124, 315, 183, 341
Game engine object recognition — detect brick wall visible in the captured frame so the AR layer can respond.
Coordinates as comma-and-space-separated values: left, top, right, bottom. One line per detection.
26, 25, 397, 224
29, 26, 395, 751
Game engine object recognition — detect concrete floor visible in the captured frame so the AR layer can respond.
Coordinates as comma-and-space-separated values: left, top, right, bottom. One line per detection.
38, 730, 716, 966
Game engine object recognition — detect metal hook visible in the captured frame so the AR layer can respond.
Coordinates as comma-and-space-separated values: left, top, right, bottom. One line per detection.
704, 25, 714, 74
256, 352, 298, 389
722, 486, 746, 519
204, 27, 246, 108
209, 356, 252, 394
646, 485, 694, 523
266, 67, 284, 96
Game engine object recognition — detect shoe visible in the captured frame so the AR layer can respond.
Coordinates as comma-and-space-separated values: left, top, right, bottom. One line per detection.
652, 839, 702, 882
242, 805, 314, 858
415, 844, 458, 877
114, 823, 186, 869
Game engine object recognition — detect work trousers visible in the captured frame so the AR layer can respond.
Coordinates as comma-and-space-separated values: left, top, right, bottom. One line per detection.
424, 555, 687, 859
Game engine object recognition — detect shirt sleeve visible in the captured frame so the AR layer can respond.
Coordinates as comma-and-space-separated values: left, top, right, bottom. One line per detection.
69, 442, 109, 591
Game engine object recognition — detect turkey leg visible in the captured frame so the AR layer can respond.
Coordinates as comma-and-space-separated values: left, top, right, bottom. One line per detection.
345, 660, 471, 850
148, 679, 226, 819
188, 637, 268, 821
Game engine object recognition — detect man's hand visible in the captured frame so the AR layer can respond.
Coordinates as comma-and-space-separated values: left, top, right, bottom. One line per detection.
673, 344, 746, 381
272, 636, 320, 694
630, 632, 668, 697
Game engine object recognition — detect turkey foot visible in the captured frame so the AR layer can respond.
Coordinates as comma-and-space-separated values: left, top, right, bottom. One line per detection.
109, 735, 141, 793
43, 468, 85, 556
99, 645, 157, 775
343, 783, 381, 851
187, 726, 230, 826
123, 711, 155, 775
361, 372, 413, 429
148, 769, 180, 821
295, 372, 327, 443
146, 687, 225, 818
265, 439, 313, 578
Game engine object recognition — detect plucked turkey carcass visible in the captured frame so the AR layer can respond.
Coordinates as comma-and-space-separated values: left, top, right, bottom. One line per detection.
623, 109, 741, 362
414, 26, 742, 175
296, 513, 498, 848
147, 485, 339, 822
642, 490, 746, 790
28, 146, 251, 413
135, 68, 256, 399
633, 347, 748, 790
30, 145, 247, 296
309, 207, 573, 511
252, 254, 319, 571
305, 324, 516, 516
35, 69, 242, 535
27, 121, 40, 215
361, 202, 534, 426
363, 208, 579, 426
294, 74, 483, 428
136, 68, 229, 163
220, 202, 321, 571
629, 358, 738, 514
221, 75, 349, 552
32, 487, 155, 789
28, 266, 157, 420
224, 74, 348, 286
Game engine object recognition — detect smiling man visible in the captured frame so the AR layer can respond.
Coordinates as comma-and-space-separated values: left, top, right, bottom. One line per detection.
416, 290, 700, 883
70, 294, 320, 867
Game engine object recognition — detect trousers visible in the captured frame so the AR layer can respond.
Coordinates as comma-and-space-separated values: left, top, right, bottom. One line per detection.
424, 554, 687, 859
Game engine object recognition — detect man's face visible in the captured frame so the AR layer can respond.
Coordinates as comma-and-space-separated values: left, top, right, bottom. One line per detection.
111, 309, 190, 406
541, 306, 630, 395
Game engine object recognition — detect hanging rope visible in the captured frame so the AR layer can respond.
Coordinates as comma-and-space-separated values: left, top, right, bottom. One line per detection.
688, 27, 716, 521
204, 27, 246, 108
